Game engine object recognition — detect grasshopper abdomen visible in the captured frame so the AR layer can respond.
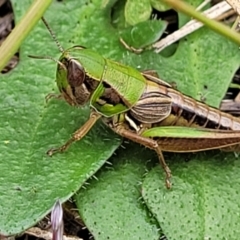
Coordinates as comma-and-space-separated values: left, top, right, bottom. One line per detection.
158, 85, 240, 131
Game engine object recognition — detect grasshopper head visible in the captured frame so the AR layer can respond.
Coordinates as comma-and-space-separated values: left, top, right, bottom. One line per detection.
56, 55, 97, 106
39, 18, 98, 107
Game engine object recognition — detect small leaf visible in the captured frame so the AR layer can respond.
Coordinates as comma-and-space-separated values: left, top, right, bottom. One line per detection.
150, 0, 170, 11
125, 0, 152, 25
120, 20, 167, 49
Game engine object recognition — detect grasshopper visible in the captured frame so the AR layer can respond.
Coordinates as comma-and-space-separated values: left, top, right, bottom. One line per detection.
40, 18, 240, 188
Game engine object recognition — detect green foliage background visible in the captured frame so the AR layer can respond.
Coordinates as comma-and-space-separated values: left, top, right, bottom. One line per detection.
0, 0, 240, 239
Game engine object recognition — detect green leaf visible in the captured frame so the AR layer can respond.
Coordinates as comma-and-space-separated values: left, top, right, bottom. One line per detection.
1, 0, 240, 238
120, 20, 167, 49
142, 152, 240, 239
76, 143, 161, 240
0, 0, 121, 235
125, 0, 152, 25
150, 0, 170, 11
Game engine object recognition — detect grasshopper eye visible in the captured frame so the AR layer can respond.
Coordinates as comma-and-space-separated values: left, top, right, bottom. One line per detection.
67, 59, 85, 87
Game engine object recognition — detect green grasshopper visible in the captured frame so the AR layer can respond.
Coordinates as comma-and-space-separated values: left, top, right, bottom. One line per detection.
40, 18, 240, 188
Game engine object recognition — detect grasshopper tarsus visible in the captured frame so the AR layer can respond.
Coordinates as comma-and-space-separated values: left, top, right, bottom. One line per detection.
164, 165, 172, 189
155, 146, 172, 189
112, 123, 172, 188
47, 148, 61, 157
47, 140, 72, 156
47, 139, 73, 157
165, 179, 172, 189
47, 148, 55, 157
45, 93, 62, 103
47, 144, 70, 156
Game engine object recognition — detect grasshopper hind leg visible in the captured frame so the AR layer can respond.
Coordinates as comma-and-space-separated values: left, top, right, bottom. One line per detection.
112, 124, 172, 188
154, 146, 172, 189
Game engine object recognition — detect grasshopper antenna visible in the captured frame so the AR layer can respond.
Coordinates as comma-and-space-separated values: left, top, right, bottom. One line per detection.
28, 55, 66, 70
41, 17, 64, 53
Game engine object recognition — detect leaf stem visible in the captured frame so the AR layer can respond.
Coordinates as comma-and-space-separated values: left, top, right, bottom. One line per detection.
163, 0, 240, 45
0, 0, 53, 71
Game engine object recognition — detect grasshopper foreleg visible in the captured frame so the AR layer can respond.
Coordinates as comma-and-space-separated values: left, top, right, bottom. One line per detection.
47, 111, 101, 156
112, 124, 172, 188
45, 93, 63, 103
